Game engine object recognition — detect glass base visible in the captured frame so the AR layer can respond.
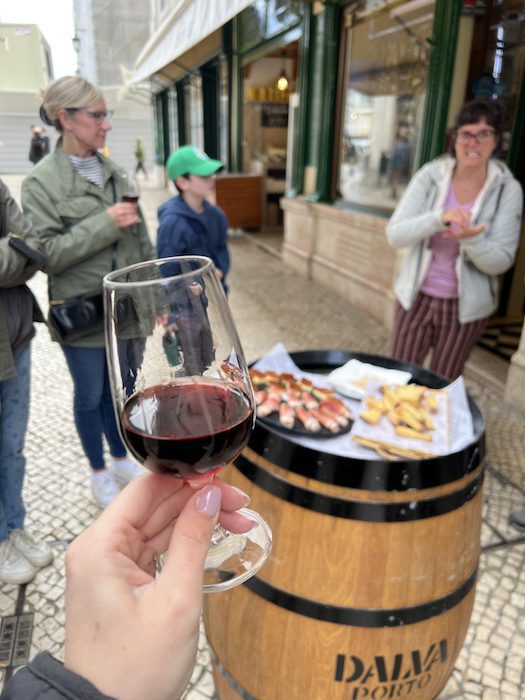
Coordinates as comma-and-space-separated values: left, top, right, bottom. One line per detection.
155, 508, 272, 593
203, 508, 272, 592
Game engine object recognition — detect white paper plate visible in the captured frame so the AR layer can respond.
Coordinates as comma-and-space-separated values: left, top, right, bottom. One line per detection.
328, 359, 412, 399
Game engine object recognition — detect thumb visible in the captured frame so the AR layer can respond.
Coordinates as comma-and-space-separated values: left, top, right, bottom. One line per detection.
156, 485, 221, 603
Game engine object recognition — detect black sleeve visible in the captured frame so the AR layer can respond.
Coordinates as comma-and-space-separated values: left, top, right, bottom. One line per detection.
0, 652, 116, 700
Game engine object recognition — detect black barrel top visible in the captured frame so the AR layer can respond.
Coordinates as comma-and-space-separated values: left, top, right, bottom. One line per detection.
245, 350, 485, 491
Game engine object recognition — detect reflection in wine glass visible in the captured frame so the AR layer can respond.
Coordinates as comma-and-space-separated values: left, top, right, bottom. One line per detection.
103, 255, 272, 592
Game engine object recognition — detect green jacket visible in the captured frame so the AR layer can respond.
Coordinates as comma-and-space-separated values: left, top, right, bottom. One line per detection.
0, 178, 46, 380
135, 141, 145, 162
21, 140, 156, 347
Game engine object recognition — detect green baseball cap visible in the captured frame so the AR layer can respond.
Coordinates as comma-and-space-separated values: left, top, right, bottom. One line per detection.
166, 145, 223, 181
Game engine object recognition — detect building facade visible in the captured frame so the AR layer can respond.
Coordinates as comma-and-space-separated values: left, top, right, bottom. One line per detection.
0, 23, 54, 173
72, 0, 155, 173
131, 0, 525, 407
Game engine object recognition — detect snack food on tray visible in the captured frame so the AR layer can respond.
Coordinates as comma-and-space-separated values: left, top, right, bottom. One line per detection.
352, 383, 449, 459
249, 369, 354, 434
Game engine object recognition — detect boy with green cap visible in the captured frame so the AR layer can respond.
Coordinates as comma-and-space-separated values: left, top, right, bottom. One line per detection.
157, 145, 230, 292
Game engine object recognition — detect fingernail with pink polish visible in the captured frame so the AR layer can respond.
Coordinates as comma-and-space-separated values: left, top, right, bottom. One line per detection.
244, 516, 259, 531
230, 485, 251, 507
196, 485, 222, 517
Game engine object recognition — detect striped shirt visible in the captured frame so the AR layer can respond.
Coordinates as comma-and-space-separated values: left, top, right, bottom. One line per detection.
69, 153, 104, 189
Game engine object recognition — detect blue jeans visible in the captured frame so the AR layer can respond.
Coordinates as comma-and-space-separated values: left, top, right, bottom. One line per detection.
0, 347, 30, 542
62, 346, 126, 470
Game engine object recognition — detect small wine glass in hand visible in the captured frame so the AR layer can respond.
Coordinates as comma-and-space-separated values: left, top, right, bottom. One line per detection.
103, 255, 272, 592
121, 170, 141, 222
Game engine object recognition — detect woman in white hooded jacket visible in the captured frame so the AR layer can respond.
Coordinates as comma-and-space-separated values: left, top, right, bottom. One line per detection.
386, 99, 523, 379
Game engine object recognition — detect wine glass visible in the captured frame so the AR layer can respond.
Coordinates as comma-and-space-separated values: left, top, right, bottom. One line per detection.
103, 255, 272, 592
121, 170, 142, 222
121, 170, 140, 203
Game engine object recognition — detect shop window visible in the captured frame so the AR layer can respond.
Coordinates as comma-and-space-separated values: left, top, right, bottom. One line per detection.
466, 1, 525, 165
337, 1, 435, 209
239, 0, 302, 53
219, 56, 229, 165
168, 87, 179, 154
154, 95, 163, 165
154, 91, 170, 166
184, 75, 204, 151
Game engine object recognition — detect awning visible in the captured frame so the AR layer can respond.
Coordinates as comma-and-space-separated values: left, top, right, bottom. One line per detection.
129, 0, 254, 84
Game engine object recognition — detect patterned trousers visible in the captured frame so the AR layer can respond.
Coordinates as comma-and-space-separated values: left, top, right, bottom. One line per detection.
390, 293, 488, 380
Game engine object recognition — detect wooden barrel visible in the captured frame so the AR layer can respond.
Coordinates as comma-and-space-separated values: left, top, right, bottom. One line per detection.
203, 351, 485, 700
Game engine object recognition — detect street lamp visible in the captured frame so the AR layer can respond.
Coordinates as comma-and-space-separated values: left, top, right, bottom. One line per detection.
72, 34, 81, 54
72, 34, 81, 75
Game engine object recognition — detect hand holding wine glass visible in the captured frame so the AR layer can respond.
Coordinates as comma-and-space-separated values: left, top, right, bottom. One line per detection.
63, 473, 254, 699
103, 256, 272, 591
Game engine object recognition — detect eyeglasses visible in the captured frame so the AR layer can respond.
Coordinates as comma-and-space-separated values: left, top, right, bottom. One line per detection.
66, 108, 113, 124
456, 129, 495, 145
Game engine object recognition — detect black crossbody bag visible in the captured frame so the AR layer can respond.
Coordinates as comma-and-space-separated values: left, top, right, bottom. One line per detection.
49, 179, 119, 343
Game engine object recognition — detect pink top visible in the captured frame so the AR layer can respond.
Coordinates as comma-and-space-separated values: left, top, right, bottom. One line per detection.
420, 185, 473, 299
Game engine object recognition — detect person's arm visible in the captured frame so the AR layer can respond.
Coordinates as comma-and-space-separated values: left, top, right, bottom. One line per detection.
21, 177, 138, 275
457, 178, 523, 275
2, 475, 253, 700
385, 165, 446, 248
0, 651, 116, 699
0, 181, 46, 287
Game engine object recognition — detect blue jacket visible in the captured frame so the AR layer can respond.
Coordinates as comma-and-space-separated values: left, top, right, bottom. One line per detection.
157, 195, 230, 292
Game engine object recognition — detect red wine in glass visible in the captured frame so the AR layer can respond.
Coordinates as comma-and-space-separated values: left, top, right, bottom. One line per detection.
122, 379, 254, 480
122, 171, 141, 219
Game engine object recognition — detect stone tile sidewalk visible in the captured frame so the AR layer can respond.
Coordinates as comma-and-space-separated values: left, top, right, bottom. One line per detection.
0, 175, 523, 698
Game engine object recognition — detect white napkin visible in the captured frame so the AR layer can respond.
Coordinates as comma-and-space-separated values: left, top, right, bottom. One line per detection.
328, 359, 411, 399
253, 343, 475, 459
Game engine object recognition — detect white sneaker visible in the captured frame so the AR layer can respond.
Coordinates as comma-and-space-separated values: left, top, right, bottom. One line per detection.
91, 469, 119, 508
0, 538, 37, 585
111, 457, 144, 487
9, 529, 54, 568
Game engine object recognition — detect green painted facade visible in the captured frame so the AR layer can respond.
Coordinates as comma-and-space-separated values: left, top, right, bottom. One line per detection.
152, 0, 524, 211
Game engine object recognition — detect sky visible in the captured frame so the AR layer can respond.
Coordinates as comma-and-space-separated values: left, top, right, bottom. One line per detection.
0, 0, 77, 77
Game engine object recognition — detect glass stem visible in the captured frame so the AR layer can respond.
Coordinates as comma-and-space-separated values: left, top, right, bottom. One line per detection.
210, 524, 231, 546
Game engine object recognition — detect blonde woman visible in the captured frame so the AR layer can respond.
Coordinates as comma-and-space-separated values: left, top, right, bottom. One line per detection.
22, 76, 155, 508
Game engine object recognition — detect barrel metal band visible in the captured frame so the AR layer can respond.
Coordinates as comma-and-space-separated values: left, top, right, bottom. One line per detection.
235, 454, 484, 521
243, 567, 477, 627
208, 645, 257, 700
249, 421, 484, 491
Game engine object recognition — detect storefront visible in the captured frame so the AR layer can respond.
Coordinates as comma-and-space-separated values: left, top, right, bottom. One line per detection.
134, 0, 525, 405
139, 1, 302, 230
235, 4, 302, 228
278, 0, 525, 405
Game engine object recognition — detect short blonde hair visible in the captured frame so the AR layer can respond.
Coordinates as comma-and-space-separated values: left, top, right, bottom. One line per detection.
41, 76, 103, 131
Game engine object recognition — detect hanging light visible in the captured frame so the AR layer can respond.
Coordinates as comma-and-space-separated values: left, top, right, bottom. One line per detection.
276, 70, 289, 92
276, 51, 289, 92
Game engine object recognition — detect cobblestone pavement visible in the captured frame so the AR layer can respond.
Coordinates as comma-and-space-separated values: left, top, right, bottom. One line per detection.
0, 174, 524, 698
